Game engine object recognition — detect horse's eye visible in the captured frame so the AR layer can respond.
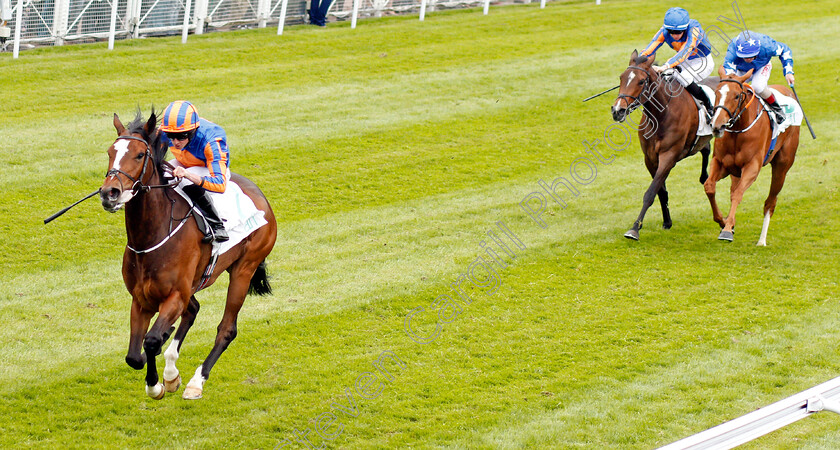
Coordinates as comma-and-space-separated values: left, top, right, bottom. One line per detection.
135, 153, 144, 160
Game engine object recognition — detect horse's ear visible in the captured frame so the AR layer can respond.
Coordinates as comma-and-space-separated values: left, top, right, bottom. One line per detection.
630, 49, 638, 64
144, 110, 157, 136
738, 69, 754, 83
114, 113, 126, 135
718, 65, 727, 78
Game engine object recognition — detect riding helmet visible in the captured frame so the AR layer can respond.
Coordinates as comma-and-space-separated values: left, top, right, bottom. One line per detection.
160, 100, 200, 133
735, 31, 761, 58
663, 7, 690, 31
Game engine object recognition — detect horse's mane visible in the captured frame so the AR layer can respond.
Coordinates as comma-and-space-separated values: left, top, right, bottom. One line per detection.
125, 107, 168, 172
633, 55, 650, 65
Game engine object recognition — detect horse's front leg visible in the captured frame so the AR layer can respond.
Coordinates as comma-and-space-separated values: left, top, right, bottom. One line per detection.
703, 157, 728, 229
126, 299, 153, 370
625, 152, 678, 240
657, 182, 671, 230
143, 292, 186, 399
162, 296, 200, 393
719, 162, 761, 242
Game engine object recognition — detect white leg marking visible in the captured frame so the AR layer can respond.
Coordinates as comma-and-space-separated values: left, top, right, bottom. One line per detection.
183, 365, 206, 400
757, 211, 771, 246
146, 382, 164, 399
163, 339, 180, 381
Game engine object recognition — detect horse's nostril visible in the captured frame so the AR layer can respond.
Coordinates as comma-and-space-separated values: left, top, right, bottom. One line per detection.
108, 188, 121, 200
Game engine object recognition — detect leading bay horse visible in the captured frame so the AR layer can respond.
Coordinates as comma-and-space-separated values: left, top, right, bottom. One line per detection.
99, 109, 278, 399
705, 68, 800, 245
612, 50, 713, 240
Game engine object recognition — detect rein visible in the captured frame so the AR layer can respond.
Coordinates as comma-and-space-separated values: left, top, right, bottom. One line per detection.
107, 134, 193, 254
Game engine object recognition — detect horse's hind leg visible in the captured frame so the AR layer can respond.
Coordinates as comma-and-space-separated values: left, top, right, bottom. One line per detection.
163, 296, 200, 393
658, 182, 672, 229
758, 150, 796, 246
699, 144, 710, 184
183, 269, 252, 400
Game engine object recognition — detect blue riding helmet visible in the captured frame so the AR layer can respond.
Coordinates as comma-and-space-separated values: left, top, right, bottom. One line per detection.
735, 31, 761, 58
663, 7, 690, 31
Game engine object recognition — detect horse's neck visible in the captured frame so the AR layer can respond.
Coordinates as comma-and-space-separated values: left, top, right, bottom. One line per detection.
736, 90, 762, 129
124, 174, 177, 248
642, 73, 682, 121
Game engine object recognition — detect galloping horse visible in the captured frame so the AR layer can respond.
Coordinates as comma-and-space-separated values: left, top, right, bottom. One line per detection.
612, 50, 713, 240
99, 109, 278, 399
705, 68, 800, 245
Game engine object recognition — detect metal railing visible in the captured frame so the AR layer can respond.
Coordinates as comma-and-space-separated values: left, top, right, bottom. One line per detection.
659, 375, 840, 449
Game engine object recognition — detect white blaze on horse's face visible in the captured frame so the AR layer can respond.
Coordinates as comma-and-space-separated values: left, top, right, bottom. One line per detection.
626, 71, 636, 88
112, 139, 131, 173
106, 139, 138, 209
712, 84, 730, 125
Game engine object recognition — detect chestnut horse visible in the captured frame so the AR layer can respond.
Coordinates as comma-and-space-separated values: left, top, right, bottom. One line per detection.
612, 50, 713, 240
705, 68, 799, 245
99, 110, 277, 399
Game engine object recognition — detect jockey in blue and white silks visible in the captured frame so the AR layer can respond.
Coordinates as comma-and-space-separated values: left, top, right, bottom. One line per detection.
640, 7, 715, 120
723, 31, 795, 124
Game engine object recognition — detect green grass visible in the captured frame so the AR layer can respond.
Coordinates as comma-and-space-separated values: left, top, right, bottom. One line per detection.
2, 0, 840, 448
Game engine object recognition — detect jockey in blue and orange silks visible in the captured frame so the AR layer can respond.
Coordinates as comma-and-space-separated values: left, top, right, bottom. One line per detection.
160, 100, 230, 243
723, 30, 795, 125
640, 7, 715, 121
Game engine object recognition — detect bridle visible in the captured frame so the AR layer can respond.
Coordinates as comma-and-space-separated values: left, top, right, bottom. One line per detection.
714, 79, 759, 132
105, 133, 188, 254
105, 134, 177, 194
616, 66, 652, 113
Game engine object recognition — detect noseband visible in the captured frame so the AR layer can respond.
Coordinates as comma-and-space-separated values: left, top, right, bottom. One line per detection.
714, 79, 756, 131
106, 135, 153, 194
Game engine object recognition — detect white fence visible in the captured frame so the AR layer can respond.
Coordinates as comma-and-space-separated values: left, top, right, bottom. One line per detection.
0, 0, 499, 55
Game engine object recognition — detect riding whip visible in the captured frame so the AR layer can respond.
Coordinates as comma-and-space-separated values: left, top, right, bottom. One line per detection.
789, 84, 816, 139
583, 85, 620, 102
44, 189, 100, 224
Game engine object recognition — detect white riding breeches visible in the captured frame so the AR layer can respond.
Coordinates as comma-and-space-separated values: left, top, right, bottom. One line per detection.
673, 53, 715, 87
736, 62, 772, 98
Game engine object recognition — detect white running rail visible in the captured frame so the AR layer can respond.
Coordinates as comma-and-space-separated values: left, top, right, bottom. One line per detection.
659, 376, 840, 449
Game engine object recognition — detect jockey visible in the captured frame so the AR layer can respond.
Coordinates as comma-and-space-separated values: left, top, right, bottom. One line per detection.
160, 100, 230, 243
723, 31, 795, 124
640, 7, 715, 122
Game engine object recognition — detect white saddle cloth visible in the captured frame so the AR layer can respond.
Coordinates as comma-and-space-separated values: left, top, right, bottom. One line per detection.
172, 165, 268, 256
759, 88, 804, 140
695, 85, 715, 137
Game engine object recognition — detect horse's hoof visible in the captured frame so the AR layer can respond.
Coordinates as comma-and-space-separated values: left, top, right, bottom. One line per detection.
183, 386, 203, 400
718, 230, 734, 242
146, 382, 166, 400
662, 222, 672, 230
624, 230, 639, 241
164, 374, 181, 393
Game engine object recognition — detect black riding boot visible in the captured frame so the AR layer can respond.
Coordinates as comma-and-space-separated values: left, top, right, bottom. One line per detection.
686, 81, 713, 122
766, 99, 785, 124
183, 184, 229, 243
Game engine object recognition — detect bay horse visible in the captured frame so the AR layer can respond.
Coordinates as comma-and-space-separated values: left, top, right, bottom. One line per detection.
99, 109, 278, 399
612, 50, 713, 240
705, 67, 800, 245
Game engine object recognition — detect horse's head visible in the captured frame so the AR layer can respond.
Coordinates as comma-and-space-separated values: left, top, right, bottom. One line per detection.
711, 67, 753, 137
100, 110, 159, 212
612, 50, 655, 122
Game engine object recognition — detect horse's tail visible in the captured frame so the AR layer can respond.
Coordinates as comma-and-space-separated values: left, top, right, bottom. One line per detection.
248, 260, 272, 296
